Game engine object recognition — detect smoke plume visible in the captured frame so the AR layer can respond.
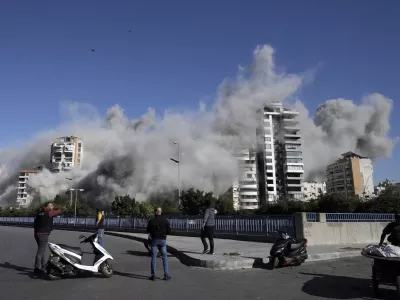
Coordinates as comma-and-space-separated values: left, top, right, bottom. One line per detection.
0, 44, 396, 206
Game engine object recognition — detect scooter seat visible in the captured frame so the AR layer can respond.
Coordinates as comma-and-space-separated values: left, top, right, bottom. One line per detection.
58, 244, 83, 256
290, 242, 304, 251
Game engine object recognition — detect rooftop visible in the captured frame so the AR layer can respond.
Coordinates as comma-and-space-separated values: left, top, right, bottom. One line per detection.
341, 151, 368, 159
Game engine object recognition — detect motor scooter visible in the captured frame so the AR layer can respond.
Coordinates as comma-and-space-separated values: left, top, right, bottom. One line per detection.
45, 232, 114, 280
269, 230, 308, 269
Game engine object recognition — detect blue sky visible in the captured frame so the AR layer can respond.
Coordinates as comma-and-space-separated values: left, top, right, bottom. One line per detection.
0, 0, 399, 183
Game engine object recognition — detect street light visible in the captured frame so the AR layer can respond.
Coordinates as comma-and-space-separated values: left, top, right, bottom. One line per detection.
70, 188, 84, 221
170, 141, 181, 205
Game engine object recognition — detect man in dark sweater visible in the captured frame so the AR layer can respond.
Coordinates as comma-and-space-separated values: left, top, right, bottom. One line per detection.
201, 200, 217, 254
146, 207, 171, 281
33, 201, 61, 274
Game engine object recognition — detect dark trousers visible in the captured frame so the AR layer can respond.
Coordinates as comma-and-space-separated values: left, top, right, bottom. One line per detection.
201, 226, 215, 252
34, 234, 49, 270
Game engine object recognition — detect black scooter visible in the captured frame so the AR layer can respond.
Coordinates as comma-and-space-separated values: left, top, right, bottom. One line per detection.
269, 231, 308, 269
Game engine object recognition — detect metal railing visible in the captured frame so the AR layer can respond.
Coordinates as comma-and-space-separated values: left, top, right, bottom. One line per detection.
325, 213, 394, 222
0, 215, 296, 237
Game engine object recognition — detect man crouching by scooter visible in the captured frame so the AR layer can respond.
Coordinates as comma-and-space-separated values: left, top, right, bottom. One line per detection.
33, 201, 61, 275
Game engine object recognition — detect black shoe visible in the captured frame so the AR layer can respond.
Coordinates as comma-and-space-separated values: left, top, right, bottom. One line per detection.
149, 275, 156, 281
163, 275, 171, 281
33, 268, 42, 274
202, 249, 209, 254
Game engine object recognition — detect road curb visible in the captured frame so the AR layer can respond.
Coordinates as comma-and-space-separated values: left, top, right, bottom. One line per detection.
105, 232, 362, 271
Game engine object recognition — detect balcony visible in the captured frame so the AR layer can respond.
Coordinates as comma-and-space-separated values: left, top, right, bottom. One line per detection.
287, 167, 304, 173
239, 190, 258, 196
284, 139, 301, 144
282, 110, 299, 116
284, 132, 301, 139
287, 176, 303, 180
53, 147, 63, 153
64, 146, 74, 152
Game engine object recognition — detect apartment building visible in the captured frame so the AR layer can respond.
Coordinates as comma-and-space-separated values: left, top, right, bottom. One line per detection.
303, 181, 327, 201
233, 102, 305, 210
16, 166, 43, 208
50, 136, 83, 173
326, 152, 374, 197
257, 102, 304, 202
232, 148, 259, 210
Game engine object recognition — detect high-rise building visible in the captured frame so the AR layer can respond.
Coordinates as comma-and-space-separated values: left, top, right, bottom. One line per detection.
232, 102, 305, 210
303, 181, 327, 201
326, 152, 374, 197
50, 136, 83, 173
232, 148, 259, 210
16, 166, 43, 208
258, 102, 304, 202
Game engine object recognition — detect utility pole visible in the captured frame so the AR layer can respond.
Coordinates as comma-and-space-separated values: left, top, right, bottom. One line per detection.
170, 141, 181, 205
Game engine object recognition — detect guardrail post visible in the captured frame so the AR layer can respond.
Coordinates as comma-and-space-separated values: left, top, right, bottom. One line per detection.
119, 217, 122, 228
133, 218, 136, 229
186, 218, 189, 232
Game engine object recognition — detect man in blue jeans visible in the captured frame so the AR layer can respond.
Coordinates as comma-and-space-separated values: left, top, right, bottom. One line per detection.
146, 207, 171, 281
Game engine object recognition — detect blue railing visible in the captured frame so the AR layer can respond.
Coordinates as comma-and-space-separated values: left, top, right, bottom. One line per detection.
325, 213, 394, 222
0, 215, 295, 237
306, 212, 318, 222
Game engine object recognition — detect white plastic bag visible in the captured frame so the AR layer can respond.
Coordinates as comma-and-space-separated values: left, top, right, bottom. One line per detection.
383, 245, 400, 257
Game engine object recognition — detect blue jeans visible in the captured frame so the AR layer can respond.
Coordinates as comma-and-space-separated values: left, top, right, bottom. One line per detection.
151, 239, 169, 276
97, 229, 105, 247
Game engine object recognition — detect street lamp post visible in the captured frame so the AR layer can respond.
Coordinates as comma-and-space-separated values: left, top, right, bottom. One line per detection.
170, 141, 181, 205
70, 188, 84, 222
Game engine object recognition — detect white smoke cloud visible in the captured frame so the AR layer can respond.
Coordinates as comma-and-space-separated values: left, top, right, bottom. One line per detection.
0, 44, 396, 206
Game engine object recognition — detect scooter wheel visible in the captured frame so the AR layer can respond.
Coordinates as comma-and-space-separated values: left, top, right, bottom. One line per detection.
270, 257, 280, 269
47, 267, 62, 281
99, 260, 113, 278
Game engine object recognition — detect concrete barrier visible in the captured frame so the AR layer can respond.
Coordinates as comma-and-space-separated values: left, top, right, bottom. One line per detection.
295, 212, 387, 246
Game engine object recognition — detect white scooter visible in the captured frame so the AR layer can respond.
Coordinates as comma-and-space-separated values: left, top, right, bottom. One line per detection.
45, 232, 114, 280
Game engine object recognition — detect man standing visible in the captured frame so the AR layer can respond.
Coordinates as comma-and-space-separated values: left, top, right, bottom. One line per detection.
201, 200, 217, 255
33, 201, 61, 274
146, 207, 171, 281
380, 213, 400, 246
96, 209, 105, 247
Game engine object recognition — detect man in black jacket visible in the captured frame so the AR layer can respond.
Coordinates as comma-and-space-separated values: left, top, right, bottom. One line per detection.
33, 201, 62, 274
146, 207, 171, 281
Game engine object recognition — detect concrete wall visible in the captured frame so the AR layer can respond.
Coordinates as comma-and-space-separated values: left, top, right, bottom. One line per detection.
296, 212, 387, 245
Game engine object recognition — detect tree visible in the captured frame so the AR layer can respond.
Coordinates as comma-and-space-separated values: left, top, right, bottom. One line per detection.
111, 195, 154, 217
215, 188, 235, 215
179, 188, 218, 215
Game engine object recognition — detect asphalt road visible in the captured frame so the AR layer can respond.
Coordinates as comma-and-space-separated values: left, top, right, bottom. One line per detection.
0, 226, 398, 300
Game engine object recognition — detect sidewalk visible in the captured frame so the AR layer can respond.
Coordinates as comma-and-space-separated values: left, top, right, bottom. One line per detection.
106, 231, 365, 270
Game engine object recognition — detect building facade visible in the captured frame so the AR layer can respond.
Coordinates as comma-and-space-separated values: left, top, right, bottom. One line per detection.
16, 167, 42, 208
50, 136, 83, 173
233, 102, 305, 210
232, 148, 259, 210
326, 152, 374, 197
303, 181, 327, 201
257, 102, 304, 202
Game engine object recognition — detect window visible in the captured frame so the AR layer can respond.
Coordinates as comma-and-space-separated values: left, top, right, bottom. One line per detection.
266, 152, 273, 157
266, 158, 273, 163
265, 137, 271, 142
247, 174, 252, 178
265, 144, 271, 149
266, 165, 273, 170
